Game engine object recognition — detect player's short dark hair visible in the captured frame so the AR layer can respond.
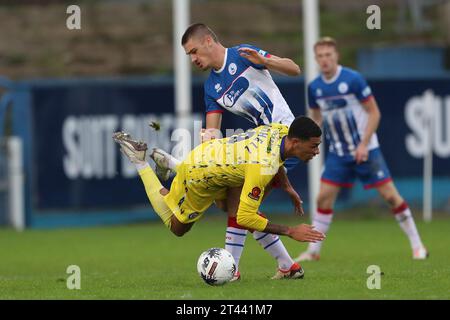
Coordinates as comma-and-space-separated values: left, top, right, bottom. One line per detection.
288, 116, 322, 141
181, 23, 219, 45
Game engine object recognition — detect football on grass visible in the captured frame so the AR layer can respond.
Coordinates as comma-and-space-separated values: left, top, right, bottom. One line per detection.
197, 248, 236, 286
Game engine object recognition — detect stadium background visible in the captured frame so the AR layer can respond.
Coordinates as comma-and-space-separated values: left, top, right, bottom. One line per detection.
0, 0, 449, 300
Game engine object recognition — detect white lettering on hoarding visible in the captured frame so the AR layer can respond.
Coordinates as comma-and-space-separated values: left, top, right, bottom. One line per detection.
405, 92, 450, 158
63, 115, 118, 179
62, 113, 202, 180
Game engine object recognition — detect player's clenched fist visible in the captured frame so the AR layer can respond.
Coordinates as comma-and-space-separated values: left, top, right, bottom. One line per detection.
287, 224, 325, 243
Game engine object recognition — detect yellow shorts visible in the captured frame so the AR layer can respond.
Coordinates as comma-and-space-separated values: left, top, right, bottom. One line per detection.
163, 165, 227, 224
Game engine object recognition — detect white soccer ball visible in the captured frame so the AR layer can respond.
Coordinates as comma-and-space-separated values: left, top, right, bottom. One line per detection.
197, 248, 236, 286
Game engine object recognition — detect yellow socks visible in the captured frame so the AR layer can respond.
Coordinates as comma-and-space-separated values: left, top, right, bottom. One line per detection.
137, 164, 173, 228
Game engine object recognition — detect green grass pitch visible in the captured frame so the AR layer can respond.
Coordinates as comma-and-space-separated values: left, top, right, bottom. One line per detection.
0, 214, 449, 299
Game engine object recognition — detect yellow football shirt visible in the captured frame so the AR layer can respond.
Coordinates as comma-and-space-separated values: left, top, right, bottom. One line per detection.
164, 123, 289, 231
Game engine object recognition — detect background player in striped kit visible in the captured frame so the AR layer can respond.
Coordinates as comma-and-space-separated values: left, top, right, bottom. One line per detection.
161, 23, 306, 280
296, 37, 428, 262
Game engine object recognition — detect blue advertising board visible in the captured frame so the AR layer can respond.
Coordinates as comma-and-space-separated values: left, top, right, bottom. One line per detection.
2, 76, 449, 228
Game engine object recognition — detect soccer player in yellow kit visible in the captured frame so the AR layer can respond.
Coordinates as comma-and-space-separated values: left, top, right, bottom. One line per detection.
113, 116, 325, 277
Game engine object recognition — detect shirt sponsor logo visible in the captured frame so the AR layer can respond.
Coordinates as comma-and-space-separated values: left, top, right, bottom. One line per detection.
222, 77, 249, 107
248, 186, 261, 201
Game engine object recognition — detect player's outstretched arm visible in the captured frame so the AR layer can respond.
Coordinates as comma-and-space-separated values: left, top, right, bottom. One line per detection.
263, 54, 301, 76
264, 222, 325, 243
238, 47, 301, 76
287, 224, 326, 242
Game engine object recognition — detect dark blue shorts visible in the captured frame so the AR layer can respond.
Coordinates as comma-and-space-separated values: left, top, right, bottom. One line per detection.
321, 148, 392, 189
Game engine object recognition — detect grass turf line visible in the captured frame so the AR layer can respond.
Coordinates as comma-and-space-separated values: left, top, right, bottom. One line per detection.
0, 215, 449, 299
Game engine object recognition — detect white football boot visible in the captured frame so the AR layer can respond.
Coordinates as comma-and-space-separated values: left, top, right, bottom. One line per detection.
413, 246, 429, 260
112, 131, 147, 164
271, 262, 305, 280
149, 148, 179, 181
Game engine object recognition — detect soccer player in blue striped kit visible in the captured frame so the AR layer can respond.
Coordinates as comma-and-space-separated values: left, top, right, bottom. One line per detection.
151, 23, 307, 280
296, 37, 428, 261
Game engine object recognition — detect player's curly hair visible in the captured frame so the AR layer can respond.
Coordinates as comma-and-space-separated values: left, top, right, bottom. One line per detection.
288, 116, 322, 141
182, 23, 219, 45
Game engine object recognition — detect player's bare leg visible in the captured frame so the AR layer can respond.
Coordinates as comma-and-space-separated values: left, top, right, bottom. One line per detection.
296, 181, 340, 262
376, 181, 428, 259
113, 131, 192, 237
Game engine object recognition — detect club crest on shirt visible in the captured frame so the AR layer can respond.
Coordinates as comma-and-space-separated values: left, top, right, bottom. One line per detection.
248, 187, 261, 201
338, 82, 349, 94
228, 63, 237, 75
